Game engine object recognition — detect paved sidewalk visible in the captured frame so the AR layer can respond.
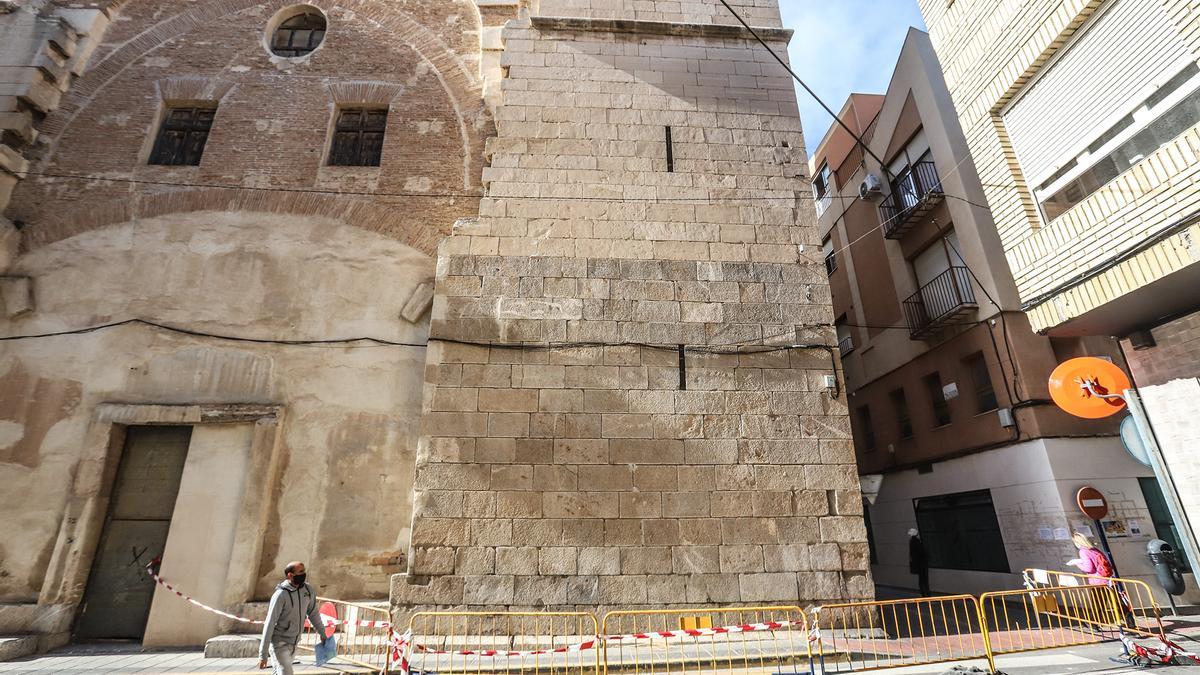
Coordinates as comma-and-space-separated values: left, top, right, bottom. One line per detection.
0, 643, 372, 674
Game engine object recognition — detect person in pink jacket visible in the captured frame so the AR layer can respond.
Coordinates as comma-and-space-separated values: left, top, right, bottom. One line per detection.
1067, 532, 1114, 585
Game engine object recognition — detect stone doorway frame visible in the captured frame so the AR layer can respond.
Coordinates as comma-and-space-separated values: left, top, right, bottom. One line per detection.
36, 402, 285, 637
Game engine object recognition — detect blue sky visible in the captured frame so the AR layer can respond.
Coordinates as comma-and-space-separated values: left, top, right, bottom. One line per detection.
778, 0, 928, 150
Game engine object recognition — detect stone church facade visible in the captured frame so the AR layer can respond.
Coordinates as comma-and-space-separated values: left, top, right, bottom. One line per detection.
0, 0, 868, 650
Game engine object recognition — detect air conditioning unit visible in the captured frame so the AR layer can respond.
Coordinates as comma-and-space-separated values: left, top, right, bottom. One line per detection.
858, 173, 883, 200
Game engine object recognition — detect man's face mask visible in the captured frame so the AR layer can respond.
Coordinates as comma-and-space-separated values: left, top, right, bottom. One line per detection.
291, 572, 307, 586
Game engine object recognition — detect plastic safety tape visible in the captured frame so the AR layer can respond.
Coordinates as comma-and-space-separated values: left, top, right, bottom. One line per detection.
146, 566, 390, 628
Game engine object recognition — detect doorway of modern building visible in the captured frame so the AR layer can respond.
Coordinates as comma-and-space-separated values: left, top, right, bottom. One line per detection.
74, 426, 192, 640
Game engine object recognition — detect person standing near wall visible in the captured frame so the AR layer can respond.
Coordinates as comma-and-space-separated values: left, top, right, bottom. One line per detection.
259, 561, 331, 674
909, 528, 931, 596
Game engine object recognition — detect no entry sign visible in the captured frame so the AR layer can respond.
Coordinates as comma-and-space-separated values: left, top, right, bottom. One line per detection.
1076, 486, 1109, 520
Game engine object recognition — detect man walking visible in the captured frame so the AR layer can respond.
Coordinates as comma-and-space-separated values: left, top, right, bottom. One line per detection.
259, 561, 331, 673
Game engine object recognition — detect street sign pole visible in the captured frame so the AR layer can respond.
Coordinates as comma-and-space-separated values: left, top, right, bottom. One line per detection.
1077, 486, 1120, 577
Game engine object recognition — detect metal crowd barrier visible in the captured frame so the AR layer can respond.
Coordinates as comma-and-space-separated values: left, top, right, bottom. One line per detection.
355, 569, 1166, 675
298, 597, 392, 673
979, 584, 1123, 658
1023, 567, 1166, 638
600, 606, 810, 675
407, 611, 600, 675
812, 595, 991, 673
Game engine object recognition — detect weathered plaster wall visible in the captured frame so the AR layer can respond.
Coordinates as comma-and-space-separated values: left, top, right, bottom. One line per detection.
0, 212, 431, 603
0, 0, 497, 621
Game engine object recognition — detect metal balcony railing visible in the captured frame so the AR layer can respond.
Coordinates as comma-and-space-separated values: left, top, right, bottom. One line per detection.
838, 334, 854, 357
903, 266, 977, 339
880, 160, 944, 239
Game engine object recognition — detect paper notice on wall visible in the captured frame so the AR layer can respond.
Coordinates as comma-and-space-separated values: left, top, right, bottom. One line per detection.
1130, 520, 1143, 536
1053, 527, 1071, 540
1074, 523, 1095, 537
1038, 527, 1053, 541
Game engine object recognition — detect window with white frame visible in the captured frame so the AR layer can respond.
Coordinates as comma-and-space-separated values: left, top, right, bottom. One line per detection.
812, 161, 834, 216
1002, 0, 1200, 224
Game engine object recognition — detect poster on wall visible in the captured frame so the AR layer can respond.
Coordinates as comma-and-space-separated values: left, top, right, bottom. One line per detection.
1053, 527, 1071, 540
1038, 527, 1054, 541
1102, 519, 1129, 538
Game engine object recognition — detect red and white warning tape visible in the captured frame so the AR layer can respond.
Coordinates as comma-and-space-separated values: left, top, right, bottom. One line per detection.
145, 563, 389, 629
147, 566, 265, 625
389, 619, 809, 674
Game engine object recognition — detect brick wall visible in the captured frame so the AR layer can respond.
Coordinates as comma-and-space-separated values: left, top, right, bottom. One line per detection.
393, 10, 871, 613
6, 0, 497, 252
1122, 310, 1200, 387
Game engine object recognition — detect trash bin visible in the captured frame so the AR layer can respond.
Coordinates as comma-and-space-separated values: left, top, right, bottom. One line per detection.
1147, 539, 1186, 613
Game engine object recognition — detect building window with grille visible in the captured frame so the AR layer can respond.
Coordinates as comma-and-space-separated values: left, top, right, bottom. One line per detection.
890, 388, 913, 440
329, 108, 387, 167
924, 372, 952, 427
149, 107, 216, 166
856, 405, 876, 451
965, 352, 999, 413
271, 10, 327, 57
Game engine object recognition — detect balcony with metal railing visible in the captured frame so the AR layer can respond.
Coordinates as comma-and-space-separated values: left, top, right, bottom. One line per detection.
903, 267, 977, 339
838, 334, 854, 357
880, 160, 944, 239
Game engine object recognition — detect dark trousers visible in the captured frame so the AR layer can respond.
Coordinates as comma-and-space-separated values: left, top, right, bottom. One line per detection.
916, 568, 930, 596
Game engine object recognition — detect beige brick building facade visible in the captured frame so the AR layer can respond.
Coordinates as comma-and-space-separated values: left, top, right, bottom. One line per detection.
0, 0, 867, 653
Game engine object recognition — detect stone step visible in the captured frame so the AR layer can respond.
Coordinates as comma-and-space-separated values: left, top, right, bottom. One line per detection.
0, 635, 38, 662
204, 634, 260, 659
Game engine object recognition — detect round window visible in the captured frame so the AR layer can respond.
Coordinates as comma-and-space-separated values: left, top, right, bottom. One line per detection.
270, 10, 326, 58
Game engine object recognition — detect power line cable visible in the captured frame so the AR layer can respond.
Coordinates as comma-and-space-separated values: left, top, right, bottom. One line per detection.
0, 316, 837, 354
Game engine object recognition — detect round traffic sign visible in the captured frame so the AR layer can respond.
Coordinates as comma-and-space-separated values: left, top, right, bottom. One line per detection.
1076, 486, 1109, 520
1048, 357, 1131, 419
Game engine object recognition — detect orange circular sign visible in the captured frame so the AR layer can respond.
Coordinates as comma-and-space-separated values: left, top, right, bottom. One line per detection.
1048, 357, 1131, 419
1076, 486, 1109, 520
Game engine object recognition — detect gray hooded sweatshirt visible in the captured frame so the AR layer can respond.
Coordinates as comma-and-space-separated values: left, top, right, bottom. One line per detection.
259, 580, 325, 660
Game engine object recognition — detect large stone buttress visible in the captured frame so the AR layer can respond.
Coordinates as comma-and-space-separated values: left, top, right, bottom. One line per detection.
394, 0, 872, 613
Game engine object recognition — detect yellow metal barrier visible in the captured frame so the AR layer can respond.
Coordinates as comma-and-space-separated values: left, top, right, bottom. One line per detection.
1023, 568, 1166, 638
298, 597, 392, 673
812, 595, 992, 673
407, 611, 600, 675
979, 584, 1125, 660
601, 606, 809, 675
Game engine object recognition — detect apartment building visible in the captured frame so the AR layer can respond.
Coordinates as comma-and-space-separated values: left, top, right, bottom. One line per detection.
810, 29, 1185, 597
916, 0, 1200, 584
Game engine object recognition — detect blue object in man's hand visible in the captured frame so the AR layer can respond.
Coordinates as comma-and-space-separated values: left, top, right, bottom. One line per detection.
314, 635, 337, 666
